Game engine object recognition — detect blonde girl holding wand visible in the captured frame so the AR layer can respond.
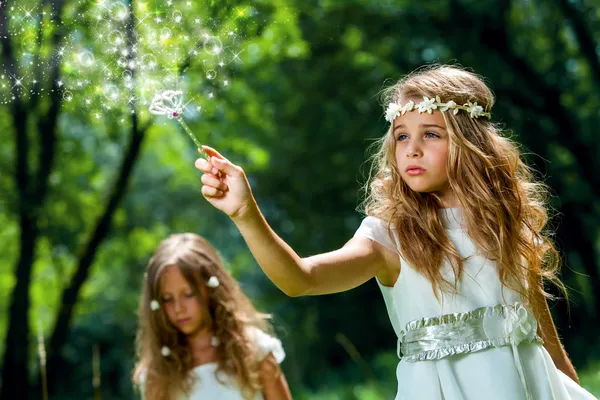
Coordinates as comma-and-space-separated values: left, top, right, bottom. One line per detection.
195, 65, 596, 400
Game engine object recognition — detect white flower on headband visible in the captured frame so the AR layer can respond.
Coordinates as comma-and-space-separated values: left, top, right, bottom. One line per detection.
466, 102, 485, 118
439, 100, 457, 113
384, 97, 491, 122
385, 102, 403, 122
400, 100, 415, 115
207, 276, 220, 288
161, 346, 171, 357
211, 336, 220, 347
150, 300, 160, 311
417, 96, 438, 114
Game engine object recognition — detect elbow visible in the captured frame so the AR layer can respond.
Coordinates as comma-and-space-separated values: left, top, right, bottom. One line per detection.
282, 286, 309, 298
280, 260, 314, 297
281, 276, 313, 298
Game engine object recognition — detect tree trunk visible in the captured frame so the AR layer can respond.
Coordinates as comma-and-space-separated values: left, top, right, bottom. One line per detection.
0, 100, 36, 400
46, 1, 147, 391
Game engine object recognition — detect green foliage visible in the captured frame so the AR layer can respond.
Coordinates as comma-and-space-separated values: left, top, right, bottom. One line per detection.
1, 0, 599, 397
581, 363, 600, 398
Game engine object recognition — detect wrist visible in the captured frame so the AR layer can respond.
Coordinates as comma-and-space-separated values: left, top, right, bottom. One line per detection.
231, 198, 262, 227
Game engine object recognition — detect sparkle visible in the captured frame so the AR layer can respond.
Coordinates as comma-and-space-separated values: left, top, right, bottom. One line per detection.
10, 73, 27, 90
11, 0, 243, 112
230, 50, 243, 63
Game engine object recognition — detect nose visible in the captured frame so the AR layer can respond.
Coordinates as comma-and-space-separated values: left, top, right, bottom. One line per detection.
405, 140, 423, 158
174, 298, 185, 314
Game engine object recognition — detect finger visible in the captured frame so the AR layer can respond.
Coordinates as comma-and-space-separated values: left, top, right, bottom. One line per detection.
211, 156, 242, 177
201, 173, 228, 191
201, 185, 224, 198
195, 158, 212, 173
202, 145, 226, 160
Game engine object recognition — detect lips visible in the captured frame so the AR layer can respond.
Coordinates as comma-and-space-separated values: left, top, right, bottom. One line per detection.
405, 165, 426, 176
177, 318, 191, 325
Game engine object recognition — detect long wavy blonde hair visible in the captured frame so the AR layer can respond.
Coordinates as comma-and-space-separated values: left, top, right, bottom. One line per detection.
363, 65, 565, 332
132, 233, 275, 400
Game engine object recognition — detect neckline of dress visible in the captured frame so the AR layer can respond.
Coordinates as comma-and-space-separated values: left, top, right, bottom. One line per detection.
192, 361, 218, 371
439, 207, 464, 230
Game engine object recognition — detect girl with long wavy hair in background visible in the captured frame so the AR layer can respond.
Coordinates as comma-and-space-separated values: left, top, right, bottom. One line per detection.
194, 64, 597, 399
132, 233, 292, 400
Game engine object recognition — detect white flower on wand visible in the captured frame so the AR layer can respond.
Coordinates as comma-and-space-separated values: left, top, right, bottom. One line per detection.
149, 90, 205, 155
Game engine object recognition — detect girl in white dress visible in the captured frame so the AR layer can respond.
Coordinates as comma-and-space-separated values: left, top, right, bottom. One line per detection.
132, 233, 292, 400
194, 65, 597, 399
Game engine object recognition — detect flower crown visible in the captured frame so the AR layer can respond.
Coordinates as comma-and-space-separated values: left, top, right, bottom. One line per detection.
385, 96, 491, 123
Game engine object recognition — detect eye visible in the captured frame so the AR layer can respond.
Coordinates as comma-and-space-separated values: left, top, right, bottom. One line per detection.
425, 131, 440, 139
161, 297, 172, 303
396, 134, 408, 141
185, 292, 195, 298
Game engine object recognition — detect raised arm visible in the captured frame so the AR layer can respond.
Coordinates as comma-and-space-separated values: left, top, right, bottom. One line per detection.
195, 146, 391, 297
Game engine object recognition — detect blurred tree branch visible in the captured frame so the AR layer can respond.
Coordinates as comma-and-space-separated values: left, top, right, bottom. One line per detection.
0, 0, 66, 397
45, 0, 147, 391
556, 0, 600, 91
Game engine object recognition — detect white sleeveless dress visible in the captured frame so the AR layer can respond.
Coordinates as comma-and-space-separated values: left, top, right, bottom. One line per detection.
141, 328, 285, 400
354, 208, 597, 400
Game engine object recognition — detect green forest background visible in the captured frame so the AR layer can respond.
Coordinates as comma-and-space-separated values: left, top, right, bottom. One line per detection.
0, 0, 599, 398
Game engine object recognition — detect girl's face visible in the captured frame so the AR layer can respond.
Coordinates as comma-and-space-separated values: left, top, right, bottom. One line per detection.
159, 265, 211, 337
393, 109, 456, 206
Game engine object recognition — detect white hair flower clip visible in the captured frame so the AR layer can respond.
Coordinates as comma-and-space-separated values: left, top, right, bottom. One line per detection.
207, 276, 220, 288
161, 346, 171, 357
150, 300, 160, 311
211, 336, 220, 347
